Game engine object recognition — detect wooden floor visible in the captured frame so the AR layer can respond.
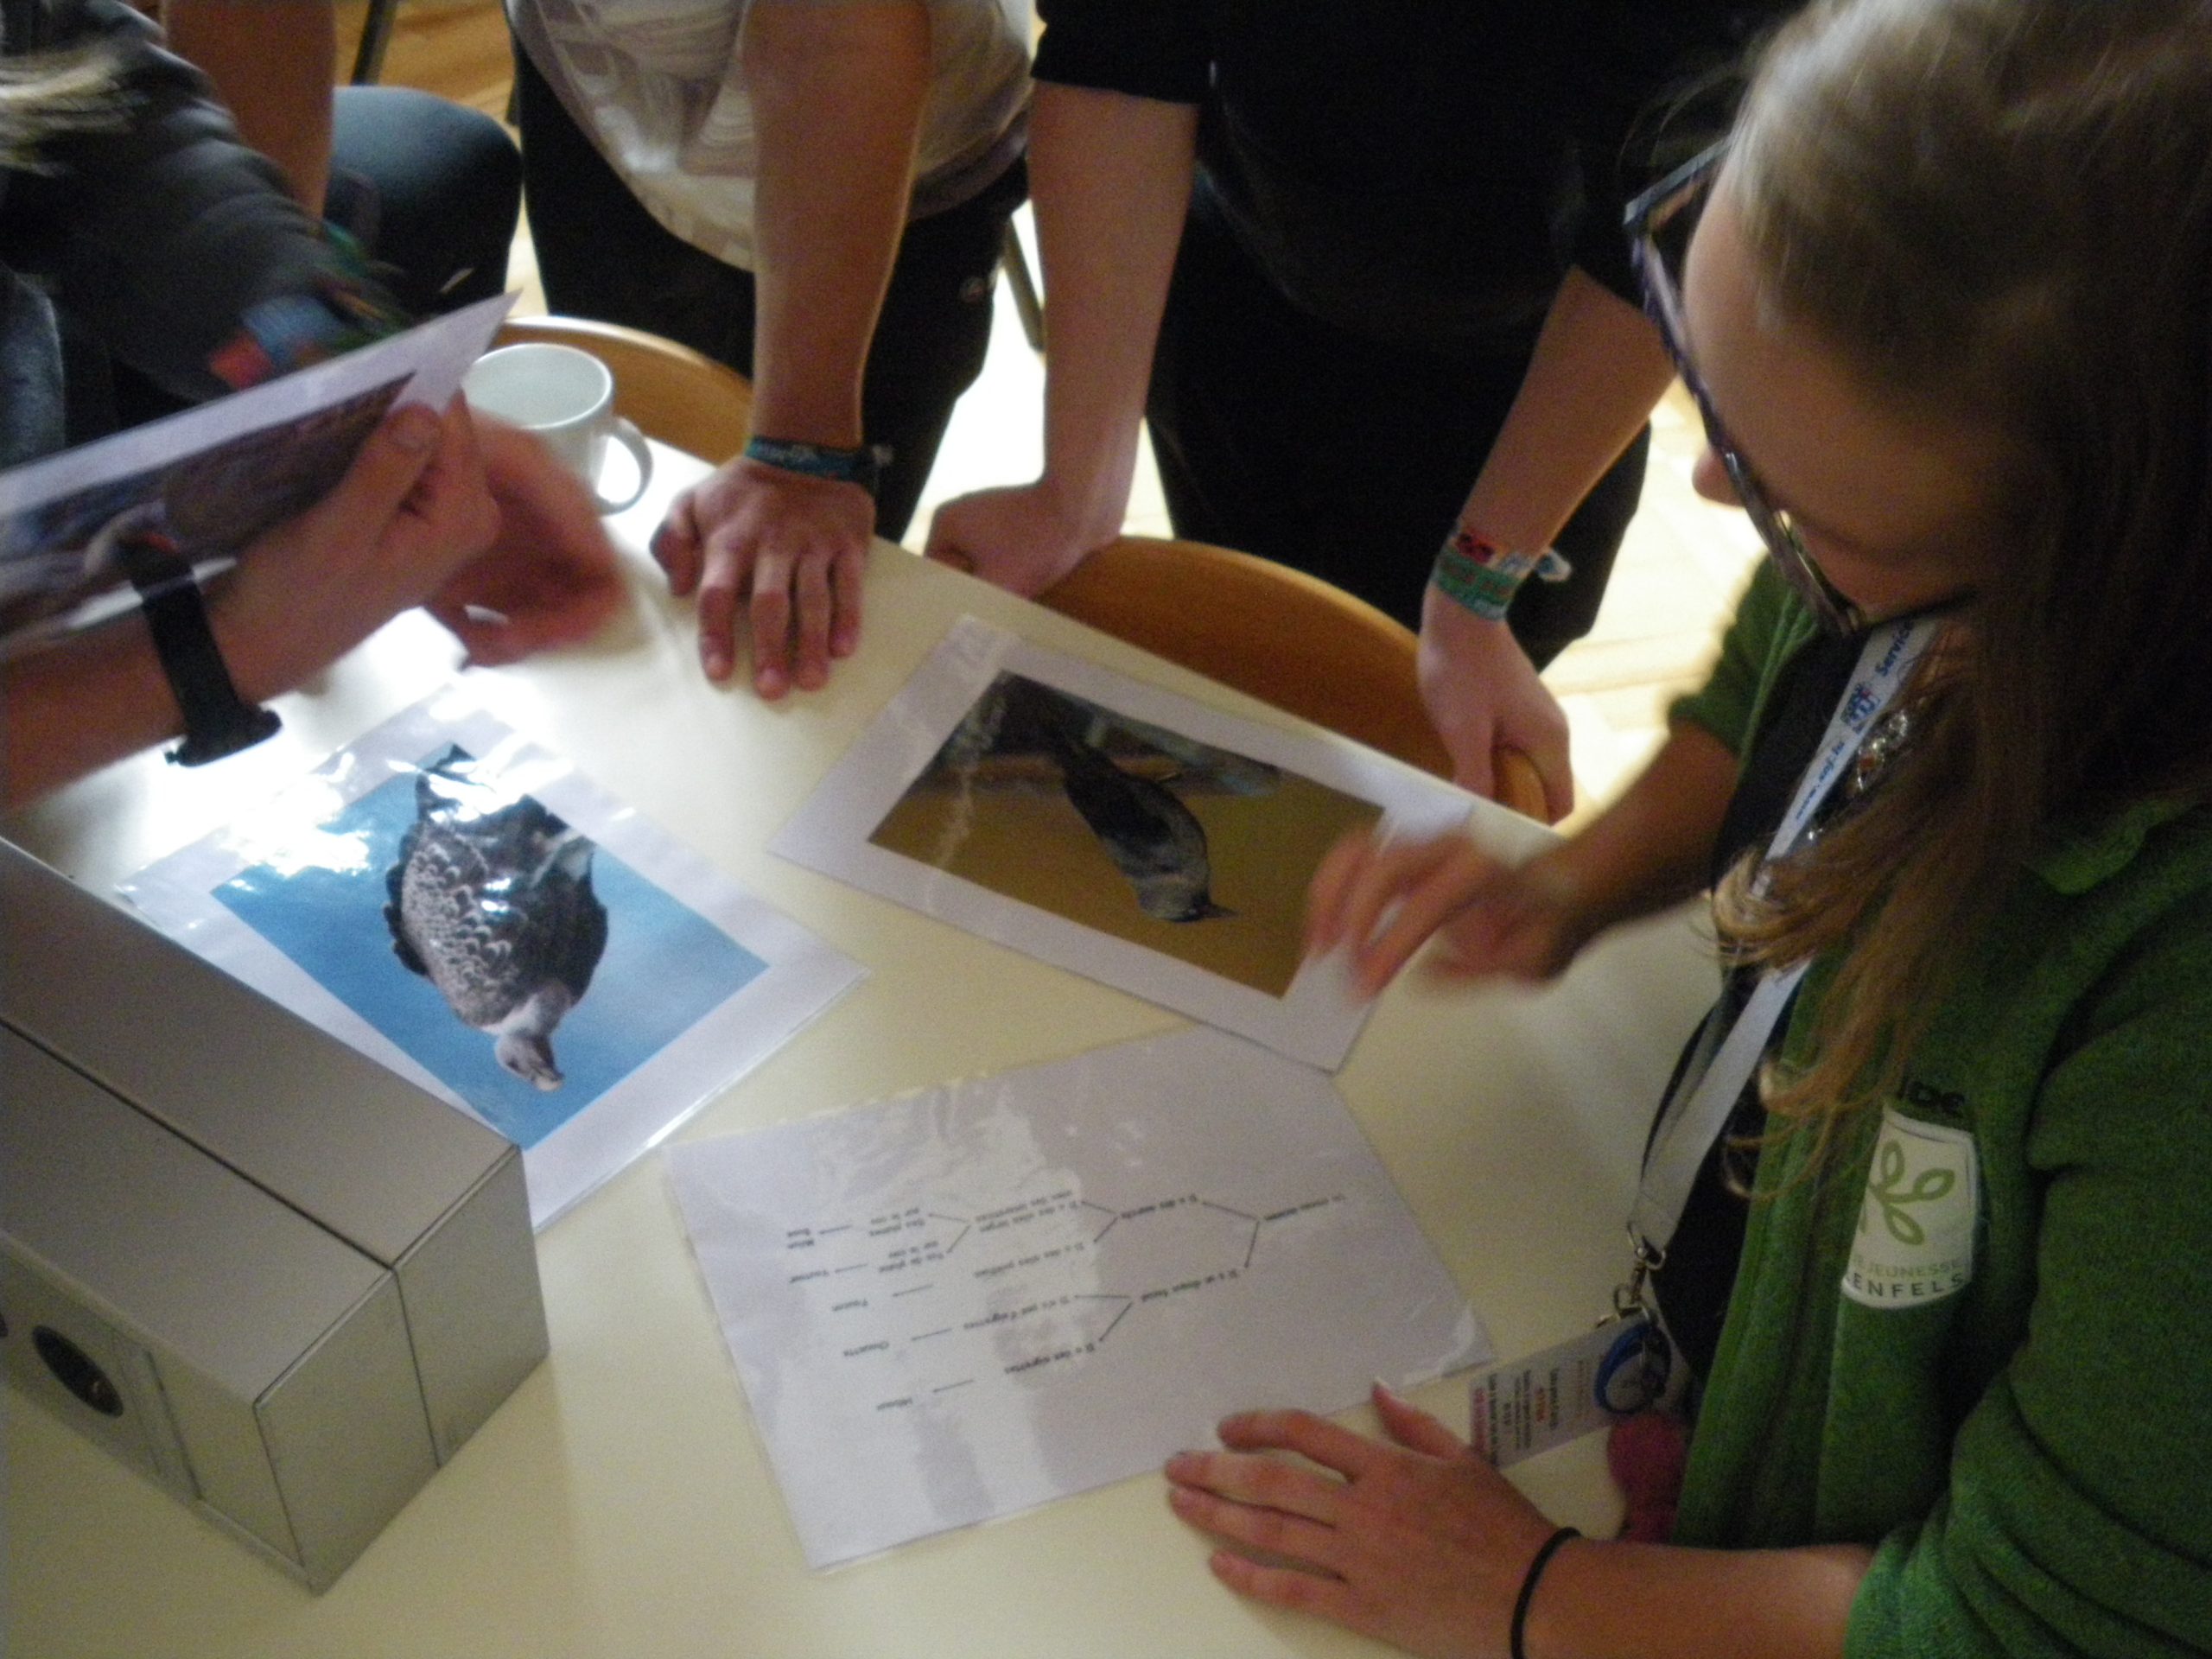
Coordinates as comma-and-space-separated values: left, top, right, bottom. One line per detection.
337, 0, 514, 119
341, 0, 1760, 823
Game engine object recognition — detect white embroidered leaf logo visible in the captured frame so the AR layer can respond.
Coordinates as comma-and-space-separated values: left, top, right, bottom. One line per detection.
1862, 1140, 1957, 1247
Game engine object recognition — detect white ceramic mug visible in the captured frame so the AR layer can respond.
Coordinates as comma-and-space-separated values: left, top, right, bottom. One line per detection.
463, 342, 653, 513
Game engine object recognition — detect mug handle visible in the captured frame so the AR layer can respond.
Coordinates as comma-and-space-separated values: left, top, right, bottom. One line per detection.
594, 416, 654, 514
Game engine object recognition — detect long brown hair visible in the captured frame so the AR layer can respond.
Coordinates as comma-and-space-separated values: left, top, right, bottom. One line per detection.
1713, 0, 2212, 1134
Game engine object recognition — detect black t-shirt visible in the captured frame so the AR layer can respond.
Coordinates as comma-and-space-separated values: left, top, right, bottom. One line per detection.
1648, 624, 1873, 1382
1033, 0, 1791, 345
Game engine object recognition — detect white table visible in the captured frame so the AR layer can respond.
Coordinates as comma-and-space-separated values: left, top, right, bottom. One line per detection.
3, 449, 1717, 1659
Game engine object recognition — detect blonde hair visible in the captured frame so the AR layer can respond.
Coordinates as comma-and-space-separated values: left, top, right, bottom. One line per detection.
0, 47, 127, 170
1716, 0, 2212, 1137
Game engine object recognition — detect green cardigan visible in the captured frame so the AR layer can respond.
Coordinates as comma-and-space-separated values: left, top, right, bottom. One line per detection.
1667, 567, 2212, 1657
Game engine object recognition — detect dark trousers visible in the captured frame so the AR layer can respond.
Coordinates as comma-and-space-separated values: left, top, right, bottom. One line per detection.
329, 86, 522, 316
512, 47, 1025, 541
1147, 177, 1648, 665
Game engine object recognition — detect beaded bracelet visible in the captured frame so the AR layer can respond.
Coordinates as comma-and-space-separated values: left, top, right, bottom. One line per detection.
1509, 1524, 1581, 1659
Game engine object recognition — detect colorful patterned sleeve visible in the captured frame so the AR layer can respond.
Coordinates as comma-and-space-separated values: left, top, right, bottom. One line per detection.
0, 0, 402, 403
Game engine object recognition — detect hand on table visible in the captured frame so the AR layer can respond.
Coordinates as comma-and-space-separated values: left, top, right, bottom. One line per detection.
1305, 829, 1594, 1001
427, 416, 626, 666
650, 456, 871, 697
1418, 595, 1573, 823
1164, 1384, 1562, 1659
923, 481, 1120, 596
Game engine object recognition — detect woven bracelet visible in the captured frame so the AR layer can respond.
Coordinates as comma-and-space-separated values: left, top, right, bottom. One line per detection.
743, 435, 889, 498
1432, 547, 1528, 619
1428, 528, 1572, 621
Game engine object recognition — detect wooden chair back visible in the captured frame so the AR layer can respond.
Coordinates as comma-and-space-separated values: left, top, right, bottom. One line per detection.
490, 315, 754, 464
1032, 535, 1552, 817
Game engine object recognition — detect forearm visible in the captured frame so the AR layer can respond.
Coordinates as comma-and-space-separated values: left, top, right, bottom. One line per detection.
158, 1, 336, 214
744, 0, 930, 446
1525, 1535, 1871, 1659
1028, 79, 1197, 535
1453, 269, 1676, 551
1, 617, 186, 807
1417, 273, 1675, 797
1535, 719, 1737, 937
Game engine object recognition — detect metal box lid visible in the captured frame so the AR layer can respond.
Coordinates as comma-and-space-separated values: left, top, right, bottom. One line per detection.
0, 840, 511, 1268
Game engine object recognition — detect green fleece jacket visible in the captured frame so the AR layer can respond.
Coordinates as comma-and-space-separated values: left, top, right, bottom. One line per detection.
1668, 565, 2212, 1657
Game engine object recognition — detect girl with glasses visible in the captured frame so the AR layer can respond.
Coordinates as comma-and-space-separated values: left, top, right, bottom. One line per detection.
1163, 1, 2212, 1655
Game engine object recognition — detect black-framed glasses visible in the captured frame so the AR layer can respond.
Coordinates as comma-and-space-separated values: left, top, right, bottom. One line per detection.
1626, 142, 1861, 635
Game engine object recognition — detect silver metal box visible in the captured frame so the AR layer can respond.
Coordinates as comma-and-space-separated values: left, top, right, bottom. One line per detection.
0, 839, 548, 1590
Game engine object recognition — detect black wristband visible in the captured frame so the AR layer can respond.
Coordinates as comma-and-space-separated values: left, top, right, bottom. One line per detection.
1509, 1525, 1581, 1659
743, 435, 889, 498
122, 535, 281, 767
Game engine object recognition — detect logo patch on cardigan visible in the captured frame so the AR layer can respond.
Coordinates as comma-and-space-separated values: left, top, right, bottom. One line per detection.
1841, 1106, 1979, 1309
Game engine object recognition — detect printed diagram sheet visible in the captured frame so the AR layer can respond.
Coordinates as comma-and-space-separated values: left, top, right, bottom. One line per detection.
666, 1026, 1491, 1567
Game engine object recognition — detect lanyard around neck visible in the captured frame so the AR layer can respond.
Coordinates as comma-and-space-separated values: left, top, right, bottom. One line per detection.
1624, 613, 1942, 1261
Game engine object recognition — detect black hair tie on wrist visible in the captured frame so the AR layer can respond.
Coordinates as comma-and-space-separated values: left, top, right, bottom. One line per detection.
120, 531, 281, 767
1510, 1525, 1582, 1659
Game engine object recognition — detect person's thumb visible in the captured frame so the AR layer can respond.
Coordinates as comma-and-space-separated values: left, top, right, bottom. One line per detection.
309, 402, 445, 536
1535, 753, 1575, 825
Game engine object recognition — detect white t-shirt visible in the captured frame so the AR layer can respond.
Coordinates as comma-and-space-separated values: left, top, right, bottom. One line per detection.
510, 0, 1030, 271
